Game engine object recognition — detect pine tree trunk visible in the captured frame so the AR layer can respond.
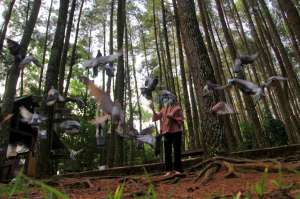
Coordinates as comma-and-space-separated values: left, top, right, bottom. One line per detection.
112, 0, 126, 166
106, 0, 115, 94
172, 0, 195, 149
38, 0, 69, 177
38, 0, 53, 94
241, 0, 300, 143
187, 70, 201, 148
177, 0, 226, 154
258, 0, 300, 102
202, 2, 242, 142
20, 1, 31, 97
58, 0, 77, 93
161, 0, 176, 93
215, 0, 266, 148
198, 0, 238, 150
278, 2, 300, 65
277, 0, 300, 46
128, 26, 142, 132
0, 0, 41, 162
64, 0, 84, 96
153, 0, 163, 84
0, 0, 16, 54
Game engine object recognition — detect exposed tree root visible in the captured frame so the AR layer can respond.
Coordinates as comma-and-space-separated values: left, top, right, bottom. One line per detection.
193, 156, 300, 184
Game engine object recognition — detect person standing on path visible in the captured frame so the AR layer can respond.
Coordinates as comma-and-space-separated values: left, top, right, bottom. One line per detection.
150, 90, 184, 176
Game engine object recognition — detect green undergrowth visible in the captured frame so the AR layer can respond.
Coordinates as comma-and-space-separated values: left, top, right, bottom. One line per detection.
206, 167, 300, 199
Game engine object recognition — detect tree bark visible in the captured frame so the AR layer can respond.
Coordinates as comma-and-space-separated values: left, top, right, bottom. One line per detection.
176, 0, 226, 154
241, 0, 300, 143
161, 0, 176, 93
64, 0, 84, 96
258, 0, 300, 102
215, 0, 266, 148
277, 0, 300, 47
112, 0, 126, 166
58, 0, 77, 93
172, 0, 195, 149
38, 0, 53, 94
39, 0, 69, 177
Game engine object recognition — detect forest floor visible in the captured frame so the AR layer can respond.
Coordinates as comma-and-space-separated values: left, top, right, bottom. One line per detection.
5, 159, 300, 199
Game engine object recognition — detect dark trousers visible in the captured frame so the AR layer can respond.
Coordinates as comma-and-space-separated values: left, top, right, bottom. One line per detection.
163, 131, 182, 172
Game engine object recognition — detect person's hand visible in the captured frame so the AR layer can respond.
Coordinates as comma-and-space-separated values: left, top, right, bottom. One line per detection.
149, 102, 155, 111
167, 114, 173, 120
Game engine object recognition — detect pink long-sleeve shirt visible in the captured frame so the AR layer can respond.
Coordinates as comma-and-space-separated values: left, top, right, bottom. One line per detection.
152, 104, 184, 134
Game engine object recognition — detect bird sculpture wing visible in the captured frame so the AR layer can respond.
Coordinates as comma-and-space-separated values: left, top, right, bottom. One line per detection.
80, 76, 114, 114
82, 52, 122, 69
136, 134, 156, 146
211, 102, 235, 115
19, 106, 33, 122
140, 125, 155, 135
233, 53, 259, 73
262, 76, 288, 88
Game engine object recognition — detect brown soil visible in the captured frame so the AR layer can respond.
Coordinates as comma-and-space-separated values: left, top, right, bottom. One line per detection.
7, 161, 300, 199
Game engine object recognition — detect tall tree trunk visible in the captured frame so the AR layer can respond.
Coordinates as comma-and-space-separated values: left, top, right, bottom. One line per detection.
106, 0, 115, 94
0, 0, 16, 54
203, 0, 242, 144
241, 0, 299, 143
172, 0, 195, 149
153, 0, 163, 84
161, 0, 176, 93
128, 26, 142, 132
38, 0, 69, 177
20, 0, 31, 97
38, 0, 53, 94
64, 0, 84, 96
198, 0, 238, 150
140, 27, 150, 76
112, 0, 126, 166
0, 0, 41, 162
58, 0, 77, 93
187, 70, 201, 148
277, 0, 300, 46
258, 0, 300, 102
278, 2, 300, 65
215, 0, 266, 148
177, 0, 226, 154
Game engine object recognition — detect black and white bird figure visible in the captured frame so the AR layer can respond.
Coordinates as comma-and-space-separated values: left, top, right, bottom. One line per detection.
224, 76, 288, 103
46, 86, 65, 106
19, 106, 47, 127
69, 148, 84, 160
19, 54, 42, 69
59, 120, 80, 134
6, 143, 29, 158
233, 53, 259, 74
203, 81, 228, 96
82, 50, 122, 73
6, 38, 24, 61
141, 77, 159, 100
